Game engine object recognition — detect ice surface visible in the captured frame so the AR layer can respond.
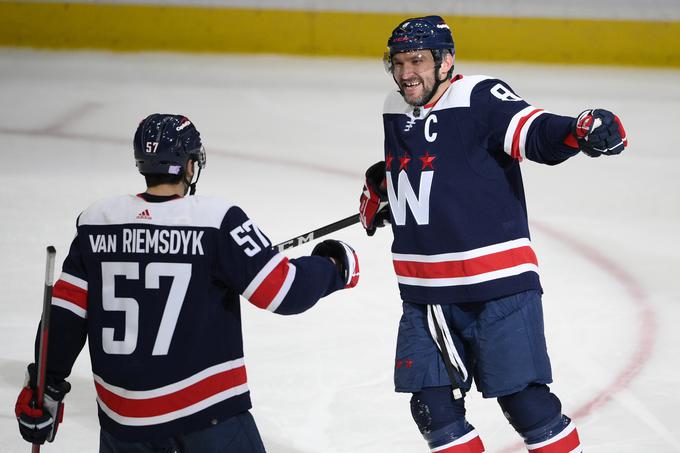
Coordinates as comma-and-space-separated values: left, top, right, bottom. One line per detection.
0, 49, 678, 452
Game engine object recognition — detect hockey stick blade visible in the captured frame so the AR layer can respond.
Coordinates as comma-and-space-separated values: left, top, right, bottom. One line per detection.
33, 246, 56, 453
274, 214, 360, 252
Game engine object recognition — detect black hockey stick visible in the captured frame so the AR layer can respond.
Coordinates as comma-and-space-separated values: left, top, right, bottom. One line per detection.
274, 214, 360, 252
32, 246, 56, 453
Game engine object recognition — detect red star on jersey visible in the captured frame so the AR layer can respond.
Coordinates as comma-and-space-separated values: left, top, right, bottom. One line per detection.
386, 152, 394, 169
398, 154, 411, 171
419, 152, 437, 170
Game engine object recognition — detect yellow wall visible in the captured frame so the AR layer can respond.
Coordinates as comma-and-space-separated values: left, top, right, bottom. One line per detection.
1, 2, 679, 67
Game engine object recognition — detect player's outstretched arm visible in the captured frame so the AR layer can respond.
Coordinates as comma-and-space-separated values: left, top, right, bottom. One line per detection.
220, 206, 360, 316
472, 78, 628, 164
268, 246, 359, 315
526, 108, 628, 164
359, 161, 390, 236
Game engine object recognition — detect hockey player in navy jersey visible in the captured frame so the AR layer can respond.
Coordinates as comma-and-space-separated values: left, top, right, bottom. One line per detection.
15, 113, 360, 452
359, 16, 627, 453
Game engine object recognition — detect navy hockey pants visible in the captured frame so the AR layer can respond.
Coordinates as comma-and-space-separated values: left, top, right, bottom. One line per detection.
394, 289, 553, 397
99, 411, 267, 453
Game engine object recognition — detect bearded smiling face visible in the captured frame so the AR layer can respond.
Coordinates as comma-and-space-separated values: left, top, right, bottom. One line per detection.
391, 51, 447, 107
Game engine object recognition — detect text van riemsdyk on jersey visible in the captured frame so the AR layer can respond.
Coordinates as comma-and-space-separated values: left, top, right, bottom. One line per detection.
88, 228, 205, 255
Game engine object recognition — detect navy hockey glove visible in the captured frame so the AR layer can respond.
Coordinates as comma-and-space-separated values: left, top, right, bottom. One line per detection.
15, 363, 71, 445
359, 161, 390, 236
312, 239, 360, 288
571, 109, 627, 157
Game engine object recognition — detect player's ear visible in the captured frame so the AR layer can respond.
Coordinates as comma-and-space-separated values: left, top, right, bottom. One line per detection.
185, 159, 195, 179
442, 51, 455, 75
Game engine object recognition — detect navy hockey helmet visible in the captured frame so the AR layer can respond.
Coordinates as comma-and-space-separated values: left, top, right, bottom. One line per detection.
384, 16, 455, 73
387, 15, 454, 55
133, 114, 206, 176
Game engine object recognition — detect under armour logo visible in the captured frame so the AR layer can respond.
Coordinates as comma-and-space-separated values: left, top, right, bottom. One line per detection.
404, 117, 417, 132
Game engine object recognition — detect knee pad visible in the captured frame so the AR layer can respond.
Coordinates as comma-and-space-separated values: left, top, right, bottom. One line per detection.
497, 383, 562, 439
410, 386, 466, 434
410, 387, 484, 452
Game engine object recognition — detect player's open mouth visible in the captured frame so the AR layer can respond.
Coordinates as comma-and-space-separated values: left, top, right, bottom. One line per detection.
402, 80, 422, 95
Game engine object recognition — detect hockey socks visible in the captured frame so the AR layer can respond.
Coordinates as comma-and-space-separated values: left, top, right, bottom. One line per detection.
426, 424, 485, 452
497, 384, 580, 452
524, 415, 580, 452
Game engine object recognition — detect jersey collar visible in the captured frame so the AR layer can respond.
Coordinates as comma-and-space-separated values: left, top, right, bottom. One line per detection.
136, 193, 183, 203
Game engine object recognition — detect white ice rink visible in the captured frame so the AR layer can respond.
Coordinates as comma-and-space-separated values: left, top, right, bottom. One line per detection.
1, 49, 679, 452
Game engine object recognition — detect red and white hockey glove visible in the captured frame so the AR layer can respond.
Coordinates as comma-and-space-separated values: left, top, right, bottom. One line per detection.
312, 239, 360, 288
15, 363, 70, 445
359, 161, 390, 236
569, 109, 628, 157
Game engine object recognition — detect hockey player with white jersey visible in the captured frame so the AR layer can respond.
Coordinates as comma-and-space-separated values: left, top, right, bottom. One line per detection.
359, 16, 627, 452
15, 113, 360, 452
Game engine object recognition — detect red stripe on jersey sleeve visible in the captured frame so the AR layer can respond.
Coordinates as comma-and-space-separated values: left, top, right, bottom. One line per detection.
394, 246, 538, 279
511, 108, 543, 160
52, 280, 88, 311
95, 366, 247, 418
248, 258, 291, 309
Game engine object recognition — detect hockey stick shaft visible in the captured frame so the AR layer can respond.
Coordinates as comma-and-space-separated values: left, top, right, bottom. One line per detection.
274, 213, 360, 252
32, 246, 56, 453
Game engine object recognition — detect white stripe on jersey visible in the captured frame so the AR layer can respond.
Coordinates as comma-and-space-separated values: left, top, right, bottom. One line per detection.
503, 106, 546, 159
519, 109, 547, 158
60, 272, 88, 290
393, 238, 533, 263
267, 263, 296, 313
52, 297, 87, 318
504, 106, 534, 155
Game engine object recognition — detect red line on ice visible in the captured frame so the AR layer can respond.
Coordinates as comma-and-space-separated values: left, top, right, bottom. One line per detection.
496, 220, 657, 452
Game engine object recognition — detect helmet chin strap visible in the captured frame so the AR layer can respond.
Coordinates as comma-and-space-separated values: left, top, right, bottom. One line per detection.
183, 165, 202, 196
413, 61, 445, 109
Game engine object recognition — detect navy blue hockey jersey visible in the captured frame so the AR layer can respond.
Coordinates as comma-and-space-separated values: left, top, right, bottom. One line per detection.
383, 74, 579, 304
41, 193, 345, 442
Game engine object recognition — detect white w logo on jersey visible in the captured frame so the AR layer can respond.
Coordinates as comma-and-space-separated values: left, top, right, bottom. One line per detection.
386, 170, 433, 225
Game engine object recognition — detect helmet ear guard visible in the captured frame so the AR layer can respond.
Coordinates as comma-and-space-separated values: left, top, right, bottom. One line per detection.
191, 145, 207, 170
